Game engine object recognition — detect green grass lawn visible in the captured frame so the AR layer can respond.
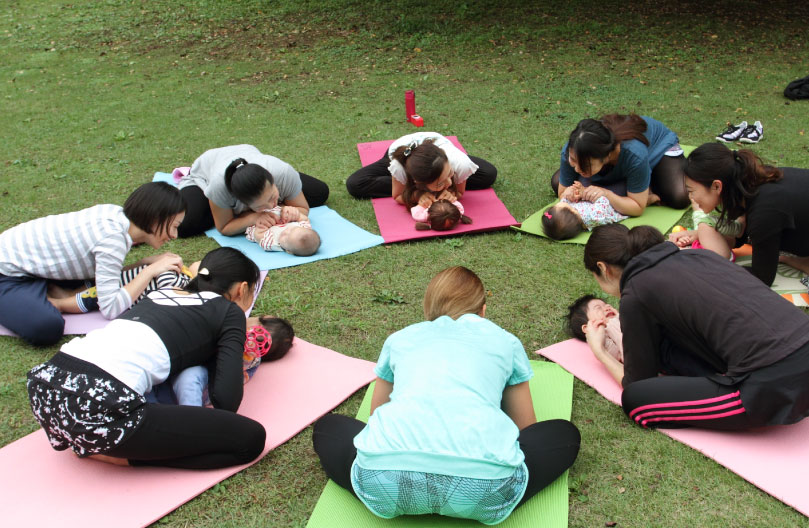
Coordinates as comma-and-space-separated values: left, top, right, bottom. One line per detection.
2, 0, 808, 526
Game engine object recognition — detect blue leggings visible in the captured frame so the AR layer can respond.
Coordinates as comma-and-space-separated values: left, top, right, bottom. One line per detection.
0, 274, 65, 346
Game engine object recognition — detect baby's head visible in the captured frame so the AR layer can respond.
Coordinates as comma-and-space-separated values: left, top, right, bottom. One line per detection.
415, 199, 473, 231
246, 316, 295, 362
565, 295, 618, 341
279, 226, 321, 256
541, 202, 585, 240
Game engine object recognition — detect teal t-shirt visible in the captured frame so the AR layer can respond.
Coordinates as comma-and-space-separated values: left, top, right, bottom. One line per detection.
559, 115, 679, 193
352, 314, 533, 479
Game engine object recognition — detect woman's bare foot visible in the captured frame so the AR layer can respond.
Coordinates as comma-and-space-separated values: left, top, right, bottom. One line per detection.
46, 283, 85, 313
779, 255, 809, 275
85, 453, 130, 466
647, 192, 661, 206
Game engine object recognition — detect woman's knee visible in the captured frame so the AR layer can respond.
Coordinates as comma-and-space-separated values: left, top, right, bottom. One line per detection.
652, 157, 689, 208
234, 419, 266, 464
300, 174, 330, 207
550, 170, 561, 194
24, 312, 64, 347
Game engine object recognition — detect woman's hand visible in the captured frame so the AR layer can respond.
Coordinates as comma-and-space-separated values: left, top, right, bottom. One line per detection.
437, 189, 457, 202
417, 193, 436, 208
253, 211, 277, 229
584, 319, 607, 350
580, 185, 608, 202
279, 206, 301, 223
145, 253, 183, 276
584, 319, 624, 386
559, 185, 580, 202
137, 252, 182, 267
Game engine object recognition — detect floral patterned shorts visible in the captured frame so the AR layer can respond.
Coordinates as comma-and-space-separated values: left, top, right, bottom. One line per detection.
26, 353, 146, 457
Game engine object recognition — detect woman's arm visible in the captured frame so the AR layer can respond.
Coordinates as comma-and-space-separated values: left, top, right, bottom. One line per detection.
210, 201, 269, 236
280, 191, 310, 217
120, 254, 183, 305
502, 381, 536, 430
369, 377, 394, 415
585, 319, 624, 386
208, 305, 248, 412
581, 186, 647, 217
750, 235, 782, 286
392, 178, 406, 205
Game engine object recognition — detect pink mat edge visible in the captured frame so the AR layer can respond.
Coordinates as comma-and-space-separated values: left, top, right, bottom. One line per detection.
535, 339, 809, 518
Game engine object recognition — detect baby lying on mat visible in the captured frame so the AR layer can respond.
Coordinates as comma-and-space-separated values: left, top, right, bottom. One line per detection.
565, 295, 623, 363
245, 206, 321, 256
411, 199, 473, 231
542, 182, 627, 240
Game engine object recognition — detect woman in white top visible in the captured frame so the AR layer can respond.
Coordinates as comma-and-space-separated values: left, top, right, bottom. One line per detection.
177, 144, 329, 237
345, 132, 497, 206
0, 182, 186, 346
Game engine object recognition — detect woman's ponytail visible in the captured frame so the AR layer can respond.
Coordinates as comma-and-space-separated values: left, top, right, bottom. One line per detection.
224, 158, 249, 193
583, 224, 663, 275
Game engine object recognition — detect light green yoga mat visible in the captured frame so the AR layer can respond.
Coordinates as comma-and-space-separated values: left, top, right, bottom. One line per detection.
515, 145, 696, 244
306, 361, 573, 528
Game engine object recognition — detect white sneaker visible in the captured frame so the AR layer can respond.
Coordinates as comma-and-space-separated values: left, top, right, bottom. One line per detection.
739, 121, 763, 144
715, 121, 747, 142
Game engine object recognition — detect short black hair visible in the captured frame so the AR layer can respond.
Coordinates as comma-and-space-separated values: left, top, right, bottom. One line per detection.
224, 158, 275, 204
123, 182, 186, 235
258, 316, 294, 361
565, 294, 597, 341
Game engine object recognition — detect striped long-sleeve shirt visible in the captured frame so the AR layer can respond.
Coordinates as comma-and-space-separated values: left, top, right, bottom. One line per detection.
0, 204, 134, 318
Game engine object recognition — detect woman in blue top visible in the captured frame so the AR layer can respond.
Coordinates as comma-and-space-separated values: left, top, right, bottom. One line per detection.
313, 267, 580, 525
551, 114, 690, 216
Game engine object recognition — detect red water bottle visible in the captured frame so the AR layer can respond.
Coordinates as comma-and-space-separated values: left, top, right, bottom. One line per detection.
405, 90, 416, 121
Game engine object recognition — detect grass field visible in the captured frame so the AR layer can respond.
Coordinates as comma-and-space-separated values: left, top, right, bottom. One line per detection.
2, 0, 808, 526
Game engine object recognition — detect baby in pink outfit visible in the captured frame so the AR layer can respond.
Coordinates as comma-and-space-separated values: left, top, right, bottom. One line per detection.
565, 295, 623, 363
245, 206, 321, 256
410, 199, 472, 231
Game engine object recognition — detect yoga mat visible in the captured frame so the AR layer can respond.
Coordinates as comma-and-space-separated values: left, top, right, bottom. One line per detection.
154, 172, 384, 271
515, 145, 697, 244
0, 338, 376, 528
372, 189, 518, 243
537, 339, 809, 517
356, 138, 518, 243
732, 244, 809, 307
307, 361, 574, 528
0, 271, 268, 338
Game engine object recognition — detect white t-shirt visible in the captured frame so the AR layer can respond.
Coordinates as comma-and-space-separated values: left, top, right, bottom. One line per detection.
387, 132, 479, 185
180, 144, 303, 214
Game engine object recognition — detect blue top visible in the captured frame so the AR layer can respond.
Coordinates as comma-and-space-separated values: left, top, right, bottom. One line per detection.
352, 314, 533, 479
559, 116, 679, 193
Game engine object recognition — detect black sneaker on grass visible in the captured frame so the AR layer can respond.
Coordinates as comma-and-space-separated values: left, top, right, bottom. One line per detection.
715, 121, 747, 142
739, 121, 763, 144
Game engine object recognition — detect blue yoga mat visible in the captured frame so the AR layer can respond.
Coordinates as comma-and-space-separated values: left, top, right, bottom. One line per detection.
153, 172, 384, 270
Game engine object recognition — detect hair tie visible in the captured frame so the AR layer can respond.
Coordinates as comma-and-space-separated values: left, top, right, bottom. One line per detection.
244, 325, 272, 360
544, 211, 553, 219
197, 267, 210, 276
403, 141, 417, 157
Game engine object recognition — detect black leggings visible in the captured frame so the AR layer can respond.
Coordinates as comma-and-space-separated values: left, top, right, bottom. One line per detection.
177, 173, 330, 238
312, 414, 580, 508
550, 155, 689, 209
105, 403, 266, 469
345, 151, 498, 199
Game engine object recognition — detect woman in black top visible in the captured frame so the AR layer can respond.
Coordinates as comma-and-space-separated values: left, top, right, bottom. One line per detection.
582, 223, 809, 430
26, 247, 266, 469
683, 143, 809, 286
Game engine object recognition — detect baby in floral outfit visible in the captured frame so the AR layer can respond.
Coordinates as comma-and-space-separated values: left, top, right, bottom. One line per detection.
541, 183, 627, 240
245, 207, 320, 256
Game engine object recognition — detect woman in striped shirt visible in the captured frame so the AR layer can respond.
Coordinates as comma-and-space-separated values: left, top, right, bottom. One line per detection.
0, 182, 186, 346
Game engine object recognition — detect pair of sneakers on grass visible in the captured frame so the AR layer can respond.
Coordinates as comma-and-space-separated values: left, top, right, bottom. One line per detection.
716, 120, 763, 143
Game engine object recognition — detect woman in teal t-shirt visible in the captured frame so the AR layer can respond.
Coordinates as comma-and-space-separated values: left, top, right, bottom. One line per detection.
313, 267, 580, 525
551, 114, 690, 216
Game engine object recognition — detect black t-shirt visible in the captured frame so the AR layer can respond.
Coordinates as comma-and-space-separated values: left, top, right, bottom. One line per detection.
619, 243, 809, 387
119, 290, 246, 411
745, 167, 809, 285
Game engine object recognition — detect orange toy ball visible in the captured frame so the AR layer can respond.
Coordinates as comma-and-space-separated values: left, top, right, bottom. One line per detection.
672, 225, 686, 233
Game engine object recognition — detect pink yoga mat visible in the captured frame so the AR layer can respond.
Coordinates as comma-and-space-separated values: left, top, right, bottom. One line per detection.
0, 271, 268, 338
0, 338, 375, 528
537, 339, 809, 517
357, 137, 518, 243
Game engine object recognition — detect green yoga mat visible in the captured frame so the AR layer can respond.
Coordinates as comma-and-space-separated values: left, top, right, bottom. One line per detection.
515, 145, 696, 244
306, 361, 573, 528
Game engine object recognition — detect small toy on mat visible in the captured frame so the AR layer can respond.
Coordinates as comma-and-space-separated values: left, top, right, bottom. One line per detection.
404, 90, 424, 126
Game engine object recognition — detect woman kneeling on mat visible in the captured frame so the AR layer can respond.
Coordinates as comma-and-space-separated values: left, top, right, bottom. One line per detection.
680, 143, 809, 286
345, 132, 497, 207
313, 266, 580, 524
26, 247, 266, 469
177, 144, 330, 237
583, 223, 809, 430
552, 114, 690, 215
